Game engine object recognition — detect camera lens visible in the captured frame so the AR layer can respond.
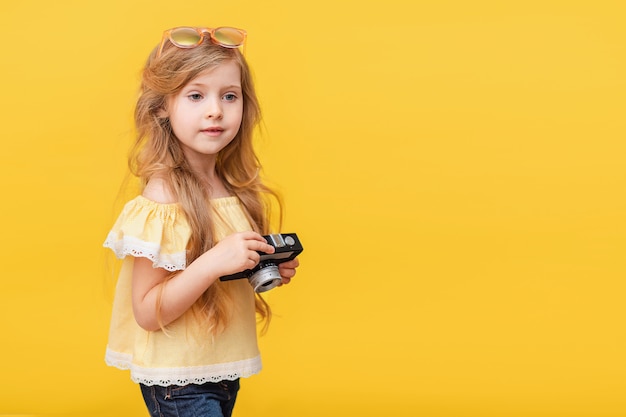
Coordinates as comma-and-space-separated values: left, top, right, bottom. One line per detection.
248, 262, 282, 293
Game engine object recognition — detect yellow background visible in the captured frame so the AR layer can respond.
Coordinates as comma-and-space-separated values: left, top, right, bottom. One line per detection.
1, 1, 624, 416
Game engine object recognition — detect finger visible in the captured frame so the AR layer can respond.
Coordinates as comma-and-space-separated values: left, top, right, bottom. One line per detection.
279, 258, 299, 269
249, 240, 275, 254
237, 231, 264, 241
238, 231, 270, 248
248, 251, 261, 266
279, 267, 296, 279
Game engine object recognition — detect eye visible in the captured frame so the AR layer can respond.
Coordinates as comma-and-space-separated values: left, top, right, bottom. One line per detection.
188, 93, 203, 101
223, 93, 238, 102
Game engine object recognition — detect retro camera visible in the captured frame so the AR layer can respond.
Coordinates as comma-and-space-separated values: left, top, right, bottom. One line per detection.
220, 233, 303, 293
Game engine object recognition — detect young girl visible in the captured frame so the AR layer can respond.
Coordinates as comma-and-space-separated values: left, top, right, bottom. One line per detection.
103, 26, 299, 417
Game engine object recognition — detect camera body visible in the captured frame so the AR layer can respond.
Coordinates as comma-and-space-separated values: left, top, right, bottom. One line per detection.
219, 233, 303, 293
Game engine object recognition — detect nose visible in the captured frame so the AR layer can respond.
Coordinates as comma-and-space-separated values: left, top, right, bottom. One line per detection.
205, 98, 223, 119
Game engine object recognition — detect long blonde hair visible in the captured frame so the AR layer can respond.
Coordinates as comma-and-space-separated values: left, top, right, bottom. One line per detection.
130, 39, 281, 333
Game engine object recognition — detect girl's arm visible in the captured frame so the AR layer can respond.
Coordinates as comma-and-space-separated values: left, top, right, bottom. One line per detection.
132, 231, 275, 331
131, 177, 275, 331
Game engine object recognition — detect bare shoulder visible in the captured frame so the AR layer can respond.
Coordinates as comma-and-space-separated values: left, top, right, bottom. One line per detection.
142, 176, 177, 204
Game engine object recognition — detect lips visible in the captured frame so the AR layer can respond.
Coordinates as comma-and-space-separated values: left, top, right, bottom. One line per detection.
202, 126, 224, 133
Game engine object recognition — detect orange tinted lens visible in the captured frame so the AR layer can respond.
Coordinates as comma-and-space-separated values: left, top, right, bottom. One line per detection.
169, 27, 202, 47
212, 27, 245, 47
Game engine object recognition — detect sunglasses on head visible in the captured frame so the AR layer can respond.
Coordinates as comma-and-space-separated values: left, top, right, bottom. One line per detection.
157, 26, 247, 58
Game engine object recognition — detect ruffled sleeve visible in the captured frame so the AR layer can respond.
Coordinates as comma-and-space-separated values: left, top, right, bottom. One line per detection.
103, 196, 190, 271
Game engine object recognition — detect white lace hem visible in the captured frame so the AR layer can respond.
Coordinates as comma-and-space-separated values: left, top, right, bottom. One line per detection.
103, 232, 186, 271
105, 347, 262, 386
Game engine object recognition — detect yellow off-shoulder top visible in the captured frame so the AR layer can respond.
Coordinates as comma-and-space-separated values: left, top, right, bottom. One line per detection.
103, 195, 261, 386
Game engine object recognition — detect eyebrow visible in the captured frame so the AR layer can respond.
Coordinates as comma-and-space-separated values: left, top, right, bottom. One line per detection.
186, 83, 242, 90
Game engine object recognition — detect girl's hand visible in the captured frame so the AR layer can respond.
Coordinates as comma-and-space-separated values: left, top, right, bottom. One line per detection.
206, 231, 276, 278
278, 257, 300, 286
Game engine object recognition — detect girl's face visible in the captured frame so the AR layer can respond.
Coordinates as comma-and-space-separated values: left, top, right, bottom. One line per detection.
165, 60, 244, 169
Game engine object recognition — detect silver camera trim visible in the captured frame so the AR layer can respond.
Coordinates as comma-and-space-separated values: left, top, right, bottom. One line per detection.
248, 262, 283, 293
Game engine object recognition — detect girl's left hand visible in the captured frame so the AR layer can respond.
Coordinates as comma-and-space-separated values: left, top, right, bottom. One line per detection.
278, 258, 300, 286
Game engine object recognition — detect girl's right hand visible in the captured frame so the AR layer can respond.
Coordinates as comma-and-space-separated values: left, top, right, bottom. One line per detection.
204, 231, 276, 278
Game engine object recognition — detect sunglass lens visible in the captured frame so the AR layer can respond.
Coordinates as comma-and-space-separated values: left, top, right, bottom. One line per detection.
213, 27, 245, 47
170, 27, 202, 47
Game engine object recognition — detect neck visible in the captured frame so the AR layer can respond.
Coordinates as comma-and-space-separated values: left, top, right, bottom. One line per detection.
194, 166, 231, 199
184, 152, 217, 176
182, 153, 231, 198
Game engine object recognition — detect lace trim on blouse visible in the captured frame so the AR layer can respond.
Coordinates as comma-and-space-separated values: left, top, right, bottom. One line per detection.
105, 347, 262, 386
103, 232, 187, 271
102, 196, 190, 271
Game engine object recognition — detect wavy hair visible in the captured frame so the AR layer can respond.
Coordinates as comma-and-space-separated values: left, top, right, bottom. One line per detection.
129, 39, 281, 334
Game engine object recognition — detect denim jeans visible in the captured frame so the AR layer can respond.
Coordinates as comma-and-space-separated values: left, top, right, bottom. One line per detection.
140, 379, 240, 417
